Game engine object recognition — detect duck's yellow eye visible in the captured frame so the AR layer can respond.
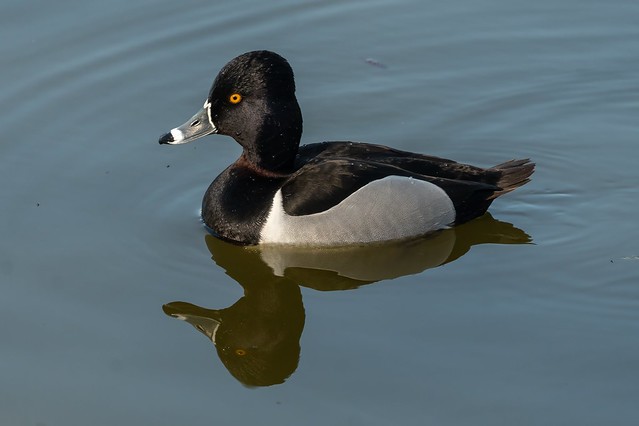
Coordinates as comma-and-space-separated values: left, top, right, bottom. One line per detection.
229, 93, 242, 104
235, 348, 246, 356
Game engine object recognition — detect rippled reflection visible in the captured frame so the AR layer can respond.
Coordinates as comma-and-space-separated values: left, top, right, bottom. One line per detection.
163, 213, 531, 386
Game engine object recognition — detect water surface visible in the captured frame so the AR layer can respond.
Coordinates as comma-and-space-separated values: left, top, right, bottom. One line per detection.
1, 0, 638, 425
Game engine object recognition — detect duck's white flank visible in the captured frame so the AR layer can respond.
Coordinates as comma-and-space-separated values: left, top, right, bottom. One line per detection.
259, 175, 456, 246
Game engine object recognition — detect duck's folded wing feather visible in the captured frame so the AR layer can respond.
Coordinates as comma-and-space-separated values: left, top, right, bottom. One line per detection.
281, 158, 499, 223
297, 141, 502, 184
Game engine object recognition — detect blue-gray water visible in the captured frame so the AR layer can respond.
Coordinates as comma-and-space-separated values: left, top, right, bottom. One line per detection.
2, 0, 638, 424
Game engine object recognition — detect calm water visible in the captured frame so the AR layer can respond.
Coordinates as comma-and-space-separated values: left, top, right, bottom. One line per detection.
2, 0, 639, 424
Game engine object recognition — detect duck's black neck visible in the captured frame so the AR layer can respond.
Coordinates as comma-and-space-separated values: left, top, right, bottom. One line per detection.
244, 128, 301, 173
237, 99, 303, 173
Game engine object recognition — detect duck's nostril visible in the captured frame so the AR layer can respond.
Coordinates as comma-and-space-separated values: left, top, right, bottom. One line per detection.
190, 119, 200, 127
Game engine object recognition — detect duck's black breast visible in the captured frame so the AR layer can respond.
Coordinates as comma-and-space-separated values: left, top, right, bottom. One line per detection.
202, 161, 286, 244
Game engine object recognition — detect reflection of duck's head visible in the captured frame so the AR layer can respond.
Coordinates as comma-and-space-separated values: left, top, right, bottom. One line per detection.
164, 282, 304, 387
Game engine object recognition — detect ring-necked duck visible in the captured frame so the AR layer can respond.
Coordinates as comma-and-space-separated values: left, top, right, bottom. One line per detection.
159, 50, 534, 246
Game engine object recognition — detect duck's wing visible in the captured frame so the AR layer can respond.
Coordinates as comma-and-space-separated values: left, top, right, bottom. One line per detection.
296, 141, 503, 185
281, 158, 500, 223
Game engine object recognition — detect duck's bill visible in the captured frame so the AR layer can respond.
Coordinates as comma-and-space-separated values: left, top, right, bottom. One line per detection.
162, 302, 222, 342
158, 104, 217, 145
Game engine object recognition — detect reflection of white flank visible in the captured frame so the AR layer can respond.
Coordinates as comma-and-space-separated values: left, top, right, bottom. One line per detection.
259, 230, 455, 281
260, 175, 456, 246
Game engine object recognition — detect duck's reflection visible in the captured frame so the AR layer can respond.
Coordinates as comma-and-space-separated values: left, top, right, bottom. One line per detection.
163, 248, 304, 387
163, 213, 531, 386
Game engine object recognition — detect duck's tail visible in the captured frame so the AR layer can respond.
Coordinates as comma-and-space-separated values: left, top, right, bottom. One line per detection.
489, 159, 535, 199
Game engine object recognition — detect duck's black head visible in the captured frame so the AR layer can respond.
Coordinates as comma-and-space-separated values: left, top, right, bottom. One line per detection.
159, 50, 303, 173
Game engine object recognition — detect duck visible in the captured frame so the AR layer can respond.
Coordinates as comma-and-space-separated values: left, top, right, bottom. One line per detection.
159, 50, 534, 246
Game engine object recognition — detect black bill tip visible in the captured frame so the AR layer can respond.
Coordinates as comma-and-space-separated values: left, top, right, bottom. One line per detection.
158, 132, 174, 145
